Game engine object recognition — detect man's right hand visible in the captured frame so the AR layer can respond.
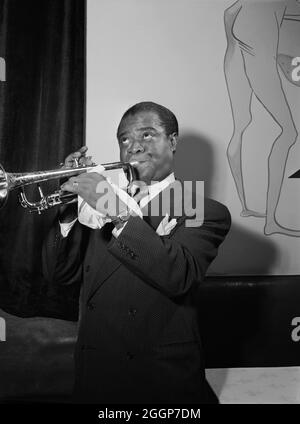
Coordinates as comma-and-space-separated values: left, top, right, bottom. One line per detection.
59, 146, 94, 223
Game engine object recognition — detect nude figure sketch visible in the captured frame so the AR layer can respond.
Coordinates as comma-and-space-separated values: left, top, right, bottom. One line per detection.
224, 0, 300, 236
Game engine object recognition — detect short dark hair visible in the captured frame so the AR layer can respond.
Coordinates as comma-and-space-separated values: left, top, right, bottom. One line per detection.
117, 101, 179, 138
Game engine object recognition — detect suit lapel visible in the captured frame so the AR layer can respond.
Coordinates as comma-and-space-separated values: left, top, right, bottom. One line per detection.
86, 223, 121, 301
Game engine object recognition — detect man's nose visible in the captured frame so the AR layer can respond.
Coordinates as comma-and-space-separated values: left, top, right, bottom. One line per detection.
127, 138, 145, 154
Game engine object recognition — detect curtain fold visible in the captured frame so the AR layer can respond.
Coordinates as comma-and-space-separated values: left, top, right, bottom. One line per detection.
0, 0, 85, 318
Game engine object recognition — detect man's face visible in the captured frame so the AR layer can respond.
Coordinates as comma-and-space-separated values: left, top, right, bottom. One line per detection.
117, 111, 177, 184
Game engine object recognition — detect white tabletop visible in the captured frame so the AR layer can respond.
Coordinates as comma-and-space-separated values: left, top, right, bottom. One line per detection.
206, 367, 300, 404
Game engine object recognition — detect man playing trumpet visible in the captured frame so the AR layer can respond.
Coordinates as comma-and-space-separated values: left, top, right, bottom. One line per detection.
42, 101, 231, 404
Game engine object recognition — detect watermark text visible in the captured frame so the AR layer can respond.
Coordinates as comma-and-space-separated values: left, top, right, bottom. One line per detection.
0, 317, 6, 341
292, 57, 300, 82
0, 57, 5, 81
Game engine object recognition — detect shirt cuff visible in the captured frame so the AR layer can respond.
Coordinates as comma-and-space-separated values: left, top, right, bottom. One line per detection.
59, 218, 78, 238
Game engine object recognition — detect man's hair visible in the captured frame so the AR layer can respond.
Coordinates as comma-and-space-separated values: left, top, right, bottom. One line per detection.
117, 101, 179, 137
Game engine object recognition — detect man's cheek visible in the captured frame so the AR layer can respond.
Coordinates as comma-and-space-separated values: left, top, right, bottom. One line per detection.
119, 148, 127, 161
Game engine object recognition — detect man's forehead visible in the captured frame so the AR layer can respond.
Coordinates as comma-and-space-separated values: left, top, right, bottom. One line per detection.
118, 111, 163, 135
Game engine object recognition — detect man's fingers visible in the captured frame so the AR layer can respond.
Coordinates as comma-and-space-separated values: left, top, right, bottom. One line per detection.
73, 146, 88, 159
64, 154, 81, 168
79, 155, 94, 166
60, 182, 76, 193
63, 146, 89, 167
60, 176, 79, 193
85, 156, 95, 166
61, 175, 86, 192
60, 173, 104, 193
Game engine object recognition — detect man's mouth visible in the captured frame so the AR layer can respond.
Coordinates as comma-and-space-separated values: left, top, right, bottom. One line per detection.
129, 158, 149, 167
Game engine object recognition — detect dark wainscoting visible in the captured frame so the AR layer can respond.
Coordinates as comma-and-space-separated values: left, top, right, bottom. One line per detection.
0, 275, 299, 402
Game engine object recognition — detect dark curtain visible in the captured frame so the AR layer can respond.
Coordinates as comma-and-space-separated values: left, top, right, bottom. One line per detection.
0, 0, 85, 319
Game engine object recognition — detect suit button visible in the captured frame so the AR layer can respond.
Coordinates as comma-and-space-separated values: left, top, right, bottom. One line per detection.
128, 308, 137, 317
126, 352, 134, 360
87, 302, 95, 311
85, 265, 90, 272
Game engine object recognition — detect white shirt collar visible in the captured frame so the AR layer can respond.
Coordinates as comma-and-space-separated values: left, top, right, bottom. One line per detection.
139, 172, 175, 209
147, 172, 175, 197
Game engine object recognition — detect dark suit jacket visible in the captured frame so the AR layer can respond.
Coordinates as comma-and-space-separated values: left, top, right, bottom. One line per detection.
42, 186, 231, 404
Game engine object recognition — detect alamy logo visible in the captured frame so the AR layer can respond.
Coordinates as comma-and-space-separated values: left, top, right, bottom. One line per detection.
291, 317, 300, 342
0, 57, 6, 81
95, 179, 205, 227
292, 57, 300, 82
0, 317, 6, 341
0, 58, 7, 340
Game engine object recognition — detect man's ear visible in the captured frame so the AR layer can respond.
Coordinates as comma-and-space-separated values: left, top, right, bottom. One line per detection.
168, 133, 178, 153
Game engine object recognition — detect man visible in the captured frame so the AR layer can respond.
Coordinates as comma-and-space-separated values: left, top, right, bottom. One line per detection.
42, 101, 231, 403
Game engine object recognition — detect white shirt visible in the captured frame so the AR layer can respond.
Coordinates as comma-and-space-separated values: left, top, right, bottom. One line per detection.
60, 172, 175, 238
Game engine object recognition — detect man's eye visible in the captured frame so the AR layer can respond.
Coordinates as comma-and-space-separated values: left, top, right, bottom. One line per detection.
143, 133, 152, 140
120, 137, 129, 144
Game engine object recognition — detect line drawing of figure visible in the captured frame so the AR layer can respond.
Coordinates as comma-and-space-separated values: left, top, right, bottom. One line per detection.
224, 0, 300, 236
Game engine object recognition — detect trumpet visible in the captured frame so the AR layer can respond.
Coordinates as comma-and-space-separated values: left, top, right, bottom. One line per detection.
0, 160, 138, 214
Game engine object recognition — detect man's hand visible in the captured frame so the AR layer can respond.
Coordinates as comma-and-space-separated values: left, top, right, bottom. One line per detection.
61, 173, 128, 219
62, 146, 93, 168
59, 146, 94, 222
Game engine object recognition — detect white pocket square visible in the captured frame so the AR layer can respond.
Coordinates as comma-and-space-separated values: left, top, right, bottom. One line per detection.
156, 214, 177, 236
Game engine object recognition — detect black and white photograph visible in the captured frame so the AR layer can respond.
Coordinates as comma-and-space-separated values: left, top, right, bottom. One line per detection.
0, 0, 300, 414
